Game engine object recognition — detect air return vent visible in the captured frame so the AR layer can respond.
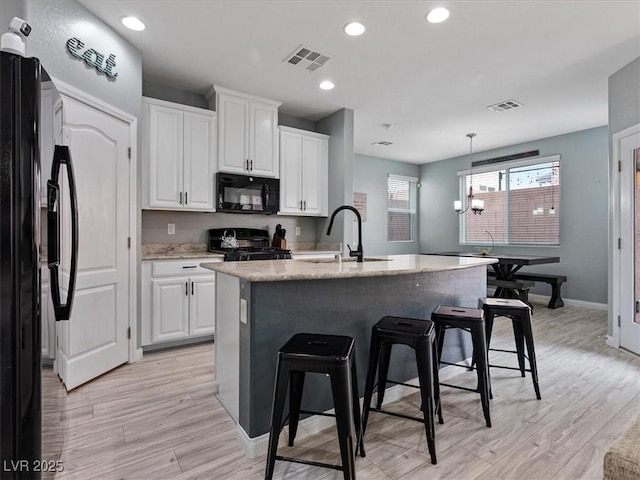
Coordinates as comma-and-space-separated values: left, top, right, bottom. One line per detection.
487, 99, 522, 113
284, 45, 330, 72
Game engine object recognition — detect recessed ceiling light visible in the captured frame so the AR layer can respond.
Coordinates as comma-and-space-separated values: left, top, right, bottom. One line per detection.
426, 7, 450, 24
319, 81, 335, 90
121, 16, 146, 31
344, 21, 366, 36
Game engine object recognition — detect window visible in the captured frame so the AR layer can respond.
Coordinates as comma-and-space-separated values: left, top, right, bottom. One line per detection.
458, 155, 560, 245
388, 174, 418, 242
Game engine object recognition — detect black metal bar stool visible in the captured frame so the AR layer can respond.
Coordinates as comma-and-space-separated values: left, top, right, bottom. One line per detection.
265, 333, 363, 480
431, 305, 491, 428
478, 297, 541, 400
361, 316, 440, 465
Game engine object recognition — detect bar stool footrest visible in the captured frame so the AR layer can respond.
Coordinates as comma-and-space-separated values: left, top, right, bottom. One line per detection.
489, 364, 533, 373
440, 382, 480, 394
299, 409, 337, 418
370, 407, 426, 425
275, 455, 344, 472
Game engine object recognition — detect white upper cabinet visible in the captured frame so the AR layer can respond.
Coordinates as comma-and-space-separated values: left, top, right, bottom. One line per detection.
142, 97, 217, 211
279, 126, 328, 216
211, 85, 281, 178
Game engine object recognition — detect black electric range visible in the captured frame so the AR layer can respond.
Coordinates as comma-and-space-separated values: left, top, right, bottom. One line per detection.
208, 227, 292, 261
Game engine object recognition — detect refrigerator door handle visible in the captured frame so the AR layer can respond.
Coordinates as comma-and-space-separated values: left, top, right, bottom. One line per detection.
47, 145, 78, 321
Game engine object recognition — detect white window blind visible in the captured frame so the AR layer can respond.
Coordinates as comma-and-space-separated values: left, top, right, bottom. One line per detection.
388, 175, 417, 242
459, 156, 560, 245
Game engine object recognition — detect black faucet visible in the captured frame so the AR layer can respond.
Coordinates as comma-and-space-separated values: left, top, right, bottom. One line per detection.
326, 205, 363, 263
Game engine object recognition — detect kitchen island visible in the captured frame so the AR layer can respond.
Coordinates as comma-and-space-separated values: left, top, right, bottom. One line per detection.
201, 254, 496, 457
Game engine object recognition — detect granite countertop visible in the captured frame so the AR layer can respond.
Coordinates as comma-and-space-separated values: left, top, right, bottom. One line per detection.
142, 243, 224, 261
200, 254, 497, 282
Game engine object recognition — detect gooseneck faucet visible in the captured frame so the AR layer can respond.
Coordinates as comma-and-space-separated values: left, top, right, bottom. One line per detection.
326, 205, 363, 263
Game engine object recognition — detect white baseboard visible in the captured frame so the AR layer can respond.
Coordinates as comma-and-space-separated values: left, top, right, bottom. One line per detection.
527, 293, 608, 311
129, 348, 143, 363
235, 360, 470, 459
606, 335, 620, 348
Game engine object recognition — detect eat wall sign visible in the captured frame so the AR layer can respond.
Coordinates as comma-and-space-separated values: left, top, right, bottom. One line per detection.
66, 37, 118, 79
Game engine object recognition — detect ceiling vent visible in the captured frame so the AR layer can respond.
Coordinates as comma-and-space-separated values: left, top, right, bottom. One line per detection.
284, 45, 330, 72
371, 141, 393, 146
487, 99, 523, 113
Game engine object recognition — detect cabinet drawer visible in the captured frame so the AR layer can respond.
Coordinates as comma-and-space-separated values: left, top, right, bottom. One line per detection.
151, 259, 220, 277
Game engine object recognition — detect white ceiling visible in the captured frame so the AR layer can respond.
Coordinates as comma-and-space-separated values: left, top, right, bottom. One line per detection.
77, 0, 640, 164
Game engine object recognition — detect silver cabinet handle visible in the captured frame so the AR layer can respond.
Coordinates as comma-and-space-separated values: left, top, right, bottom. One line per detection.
303, 200, 307, 211
179, 192, 183, 204
299, 200, 303, 210
250, 159, 253, 171
185, 281, 188, 296
185, 192, 188, 205
182, 265, 197, 269
191, 282, 194, 295
245, 159, 249, 171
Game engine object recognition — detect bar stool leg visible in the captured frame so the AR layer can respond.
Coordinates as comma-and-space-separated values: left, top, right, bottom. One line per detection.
471, 325, 491, 428
362, 333, 381, 437
330, 365, 356, 480
431, 341, 443, 425
350, 359, 365, 457
376, 343, 392, 409
416, 341, 437, 465
288, 370, 306, 446
265, 362, 291, 480
512, 321, 526, 377
521, 314, 542, 400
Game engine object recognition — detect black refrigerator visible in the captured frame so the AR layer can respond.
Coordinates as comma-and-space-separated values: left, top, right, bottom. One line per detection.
0, 51, 78, 479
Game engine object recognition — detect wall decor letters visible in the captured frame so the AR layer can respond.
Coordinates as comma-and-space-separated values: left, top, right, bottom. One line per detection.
66, 37, 118, 79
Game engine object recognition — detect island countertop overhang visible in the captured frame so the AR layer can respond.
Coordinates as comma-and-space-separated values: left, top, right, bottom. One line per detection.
200, 254, 497, 282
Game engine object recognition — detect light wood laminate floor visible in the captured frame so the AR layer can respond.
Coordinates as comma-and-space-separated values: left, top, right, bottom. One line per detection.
45, 300, 640, 479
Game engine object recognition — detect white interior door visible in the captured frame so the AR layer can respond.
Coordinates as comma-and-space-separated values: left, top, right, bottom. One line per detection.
620, 129, 640, 355
56, 93, 131, 390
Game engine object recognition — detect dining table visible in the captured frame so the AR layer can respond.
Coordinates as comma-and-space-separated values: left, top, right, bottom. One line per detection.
426, 251, 560, 302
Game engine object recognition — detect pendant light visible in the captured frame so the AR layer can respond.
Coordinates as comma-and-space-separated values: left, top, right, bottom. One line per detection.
454, 133, 484, 215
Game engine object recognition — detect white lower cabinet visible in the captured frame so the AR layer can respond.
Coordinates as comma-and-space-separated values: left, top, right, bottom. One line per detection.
142, 259, 219, 346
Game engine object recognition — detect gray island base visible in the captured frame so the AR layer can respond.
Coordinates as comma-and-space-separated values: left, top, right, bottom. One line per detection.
201, 254, 496, 458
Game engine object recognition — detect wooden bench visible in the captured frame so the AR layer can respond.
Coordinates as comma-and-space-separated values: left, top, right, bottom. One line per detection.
487, 278, 534, 305
512, 273, 567, 309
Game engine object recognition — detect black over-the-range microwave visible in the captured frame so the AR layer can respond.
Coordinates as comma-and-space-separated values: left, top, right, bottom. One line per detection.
216, 172, 280, 214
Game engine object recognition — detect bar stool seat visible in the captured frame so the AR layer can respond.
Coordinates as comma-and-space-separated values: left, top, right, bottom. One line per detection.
265, 333, 363, 480
361, 316, 440, 465
431, 305, 491, 428
478, 297, 541, 400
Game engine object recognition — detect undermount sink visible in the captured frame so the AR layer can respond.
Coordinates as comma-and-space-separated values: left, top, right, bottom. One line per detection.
297, 257, 393, 264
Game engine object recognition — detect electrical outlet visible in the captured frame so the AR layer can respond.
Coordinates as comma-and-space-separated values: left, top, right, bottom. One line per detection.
295, 227, 301, 236
167, 223, 175, 235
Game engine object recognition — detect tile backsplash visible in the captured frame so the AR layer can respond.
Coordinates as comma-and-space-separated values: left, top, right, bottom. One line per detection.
142, 210, 326, 246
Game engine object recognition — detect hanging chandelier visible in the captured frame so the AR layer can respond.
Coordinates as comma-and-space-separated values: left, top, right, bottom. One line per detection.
454, 133, 484, 215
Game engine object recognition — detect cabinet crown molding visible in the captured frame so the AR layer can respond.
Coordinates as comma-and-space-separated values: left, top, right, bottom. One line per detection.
279, 125, 329, 139
209, 84, 282, 108
142, 96, 216, 117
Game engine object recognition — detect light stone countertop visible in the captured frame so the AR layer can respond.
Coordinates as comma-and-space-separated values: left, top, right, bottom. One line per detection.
200, 254, 497, 282
141, 243, 224, 261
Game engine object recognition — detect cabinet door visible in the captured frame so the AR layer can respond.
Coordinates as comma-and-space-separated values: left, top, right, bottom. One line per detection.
184, 112, 216, 211
151, 277, 190, 343
279, 131, 303, 213
189, 275, 216, 336
301, 135, 328, 216
148, 105, 184, 208
249, 101, 279, 177
217, 93, 249, 174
